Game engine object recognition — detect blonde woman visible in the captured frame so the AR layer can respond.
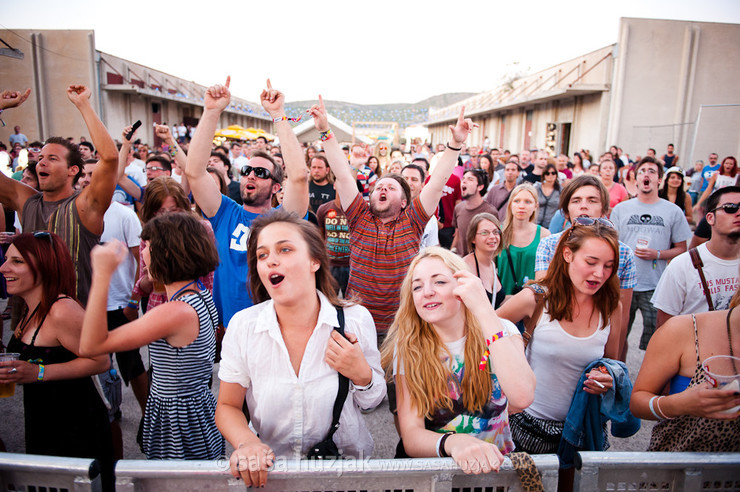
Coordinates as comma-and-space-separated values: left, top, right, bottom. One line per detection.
496, 184, 550, 297
381, 247, 534, 474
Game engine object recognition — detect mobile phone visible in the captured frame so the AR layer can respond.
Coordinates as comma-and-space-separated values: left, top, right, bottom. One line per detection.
126, 120, 142, 140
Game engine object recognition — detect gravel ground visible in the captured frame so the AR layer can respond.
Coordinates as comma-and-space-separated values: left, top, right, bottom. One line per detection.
0, 298, 654, 459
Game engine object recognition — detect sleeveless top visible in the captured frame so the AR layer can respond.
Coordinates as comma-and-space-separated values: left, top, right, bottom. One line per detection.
6, 297, 113, 482
21, 192, 99, 305
497, 225, 542, 296
648, 313, 740, 452
474, 253, 499, 306
714, 174, 737, 191
141, 289, 225, 460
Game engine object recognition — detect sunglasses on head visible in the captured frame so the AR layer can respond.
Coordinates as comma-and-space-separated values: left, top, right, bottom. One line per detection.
241, 165, 275, 180
572, 217, 615, 229
710, 202, 740, 215
33, 231, 53, 245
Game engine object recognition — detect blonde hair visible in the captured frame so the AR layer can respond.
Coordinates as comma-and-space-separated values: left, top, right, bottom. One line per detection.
501, 183, 539, 248
380, 247, 493, 418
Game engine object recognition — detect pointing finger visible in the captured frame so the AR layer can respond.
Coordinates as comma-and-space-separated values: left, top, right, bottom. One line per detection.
225, 75, 231, 88
458, 105, 466, 123
319, 94, 325, 111
266, 78, 273, 90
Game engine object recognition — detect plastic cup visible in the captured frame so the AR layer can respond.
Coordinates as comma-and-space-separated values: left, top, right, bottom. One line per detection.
635, 236, 650, 252
0, 353, 20, 397
702, 355, 740, 414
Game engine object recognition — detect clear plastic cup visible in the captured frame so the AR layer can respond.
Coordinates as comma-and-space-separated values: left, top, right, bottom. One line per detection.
0, 353, 20, 397
702, 355, 740, 414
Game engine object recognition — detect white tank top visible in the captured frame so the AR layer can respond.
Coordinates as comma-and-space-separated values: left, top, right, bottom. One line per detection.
714, 174, 737, 191
524, 307, 610, 421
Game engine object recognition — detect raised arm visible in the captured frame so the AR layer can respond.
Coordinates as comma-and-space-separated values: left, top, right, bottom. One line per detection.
155, 125, 191, 196
419, 107, 475, 215
70, 85, 118, 235
260, 79, 308, 215
0, 88, 31, 110
308, 95, 358, 210
185, 77, 231, 217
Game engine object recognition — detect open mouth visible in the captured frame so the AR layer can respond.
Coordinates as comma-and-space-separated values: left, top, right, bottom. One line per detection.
269, 274, 285, 285
245, 183, 256, 191
424, 302, 441, 309
642, 177, 650, 186
378, 193, 387, 202
586, 280, 600, 289
37, 171, 50, 179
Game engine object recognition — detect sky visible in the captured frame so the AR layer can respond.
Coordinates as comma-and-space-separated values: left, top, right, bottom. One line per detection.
3, 0, 740, 105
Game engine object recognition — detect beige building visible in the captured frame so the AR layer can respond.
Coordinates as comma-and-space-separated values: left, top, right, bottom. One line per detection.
0, 29, 270, 147
426, 18, 740, 166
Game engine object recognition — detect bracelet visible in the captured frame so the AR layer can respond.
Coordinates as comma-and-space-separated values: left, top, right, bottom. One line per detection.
273, 115, 303, 123
656, 250, 661, 260
0, 109, 5, 128
655, 396, 674, 420
127, 300, 139, 310
648, 395, 662, 419
353, 379, 373, 392
479, 331, 506, 369
446, 142, 462, 151
319, 129, 333, 142
438, 431, 455, 458
37, 364, 45, 381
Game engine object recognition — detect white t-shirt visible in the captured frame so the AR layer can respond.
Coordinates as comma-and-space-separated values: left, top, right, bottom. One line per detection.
101, 202, 142, 310
219, 291, 385, 459
419, 217, 439, 250
125, 163, 147, 187
525, 308, 609, 421
651, 243, 739, 315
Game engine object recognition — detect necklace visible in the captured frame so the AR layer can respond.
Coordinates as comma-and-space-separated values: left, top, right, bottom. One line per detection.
14, 303, 40, 340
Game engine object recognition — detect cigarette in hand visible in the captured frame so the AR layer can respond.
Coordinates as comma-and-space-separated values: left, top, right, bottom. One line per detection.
590, 378, 605, 389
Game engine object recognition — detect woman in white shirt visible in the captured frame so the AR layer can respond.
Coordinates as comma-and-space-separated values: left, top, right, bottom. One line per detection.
216, 210, 385, 488
497, 217, 622, 454
382, 247, 534, 474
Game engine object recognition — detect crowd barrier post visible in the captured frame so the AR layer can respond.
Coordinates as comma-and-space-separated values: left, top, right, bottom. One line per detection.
0, 452, 101, 492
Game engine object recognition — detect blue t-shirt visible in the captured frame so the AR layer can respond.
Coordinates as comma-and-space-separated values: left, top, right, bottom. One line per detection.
207, 195, 261, 326
700, 164, 720, 192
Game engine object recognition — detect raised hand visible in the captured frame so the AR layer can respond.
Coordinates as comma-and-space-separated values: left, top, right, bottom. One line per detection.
307, 95, 330, 132
66, 85, 92, 106
90, 240, 129, 276
122, 125, 137, 144
155, 124, 175, 144
204, 76, 231, 112
0, 88, 31, 110
260, 79, 285, 118
448, 106, 477, 146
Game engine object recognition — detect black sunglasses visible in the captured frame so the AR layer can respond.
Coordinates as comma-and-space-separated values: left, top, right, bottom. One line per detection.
572, 217, 615, 228
711, 202, 740, 215
33, 231, 53, 245
241, 165, 275, 181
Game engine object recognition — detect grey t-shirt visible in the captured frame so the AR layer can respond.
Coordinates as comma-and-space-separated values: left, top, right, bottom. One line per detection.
610, 198, 692, 292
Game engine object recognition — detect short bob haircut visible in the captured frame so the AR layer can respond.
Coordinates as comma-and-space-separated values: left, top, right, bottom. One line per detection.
140, 176, 193, 223
11, 231, 78, 322
558, 175, 610, 220
140, 212, 219, 285
466, 212, 502, 258
246, 209, 349, 307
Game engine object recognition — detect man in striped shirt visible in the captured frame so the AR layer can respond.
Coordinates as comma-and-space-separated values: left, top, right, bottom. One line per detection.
309, 97, 475, 334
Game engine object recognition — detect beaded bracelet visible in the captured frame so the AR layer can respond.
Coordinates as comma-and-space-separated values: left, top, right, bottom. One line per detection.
319, 129, 333, 142
273, 115, 303, 123
479, 331, 506, 369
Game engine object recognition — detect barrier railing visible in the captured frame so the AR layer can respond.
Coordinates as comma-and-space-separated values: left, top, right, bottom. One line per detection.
0, 452, 102, 492
114, 456, 561, 491
574, 452, 740, 492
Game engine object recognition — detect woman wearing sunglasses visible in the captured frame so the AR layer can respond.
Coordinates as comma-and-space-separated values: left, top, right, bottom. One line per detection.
463, 213, 505, 308
0, 232, 114, 490
497, 217, 622, 455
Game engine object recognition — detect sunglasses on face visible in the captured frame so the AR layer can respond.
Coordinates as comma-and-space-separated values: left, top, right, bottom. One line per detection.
711, 202, 740, 214
544, 172, 557, 176
241, 165, 274, 180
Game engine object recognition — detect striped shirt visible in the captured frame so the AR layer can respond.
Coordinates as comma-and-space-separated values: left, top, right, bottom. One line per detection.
345, 193, 429, 332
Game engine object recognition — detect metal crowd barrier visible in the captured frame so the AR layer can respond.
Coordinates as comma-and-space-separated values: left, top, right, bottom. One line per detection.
114, 456, 561, 491
0, 452, 102, 492
574, 452, 740, 491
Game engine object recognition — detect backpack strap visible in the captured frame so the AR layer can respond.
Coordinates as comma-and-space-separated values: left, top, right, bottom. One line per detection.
326, 307, 349, 442
522, 284, 546, 348
689, 248, 715, 311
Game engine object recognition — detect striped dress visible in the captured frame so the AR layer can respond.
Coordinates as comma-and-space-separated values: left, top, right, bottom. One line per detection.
142, 289, 225, 460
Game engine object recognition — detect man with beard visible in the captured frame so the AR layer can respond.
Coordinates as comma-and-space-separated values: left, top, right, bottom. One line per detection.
308, 155, 335, 213
185, 78, 308, 326
451, 169, 497, 256
611, 157, 692, 350
309, 96, 474, 334
652, 186, 740, 327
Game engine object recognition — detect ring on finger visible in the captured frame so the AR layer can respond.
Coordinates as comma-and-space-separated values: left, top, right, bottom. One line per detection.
8, 367, 17, 374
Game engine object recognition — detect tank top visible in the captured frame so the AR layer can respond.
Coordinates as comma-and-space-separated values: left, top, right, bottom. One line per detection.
497, 225, 542, 296
714, 174, 737, 191
524, 306, 610, 421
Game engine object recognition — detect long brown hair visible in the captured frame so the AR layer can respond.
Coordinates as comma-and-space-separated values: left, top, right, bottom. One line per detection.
540, 221, 620, 324
380, 247, 492, 418
501, 183, 538, 248
246, 209, 350, 307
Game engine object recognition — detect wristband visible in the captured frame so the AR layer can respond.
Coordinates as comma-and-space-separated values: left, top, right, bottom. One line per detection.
319, 129, 333, 142
656, 250, 661, 260
648, 395, 661, 419
273, 115, 303, 123
479, 331, 506, 369
446, 142, 462, 151
37, 364, 45, 381
438, 431, 455, 458
655, 396, 674, 420
353, 379, 373, 392
127, 300, 139, 310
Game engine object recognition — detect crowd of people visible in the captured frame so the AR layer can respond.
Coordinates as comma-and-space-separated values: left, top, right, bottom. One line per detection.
0, 81, 738, 490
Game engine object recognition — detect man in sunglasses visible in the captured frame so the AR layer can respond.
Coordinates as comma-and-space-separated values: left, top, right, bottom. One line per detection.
185, 78, 308, 327
535, 175, 637, 360
611, 156, 693, 351
652, 186, 740, 327
0, 84, 118, 305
